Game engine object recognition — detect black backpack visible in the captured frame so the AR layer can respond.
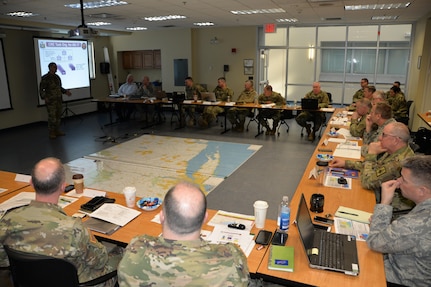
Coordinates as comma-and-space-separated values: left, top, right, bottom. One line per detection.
414, 127, 431, 154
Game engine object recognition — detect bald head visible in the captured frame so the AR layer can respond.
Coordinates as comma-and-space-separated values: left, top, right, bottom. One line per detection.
163, 182, 207, 236
31, 157, 65, 195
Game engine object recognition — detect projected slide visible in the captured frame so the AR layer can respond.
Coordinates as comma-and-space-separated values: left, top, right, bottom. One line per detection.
34, 37, 91, 104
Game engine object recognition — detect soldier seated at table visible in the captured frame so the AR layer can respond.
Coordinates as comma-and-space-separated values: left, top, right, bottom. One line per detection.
256, 85, 284, 135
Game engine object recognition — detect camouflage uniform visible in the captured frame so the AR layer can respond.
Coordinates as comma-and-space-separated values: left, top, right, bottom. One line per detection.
345, 145, 415, 203
295, 90, 329, 132
200, 86, 234, 127
362, 118, 396, 156
388, 93, 408, 121
184, 83, 207, 125
256, 92, 285, 133
227, 89, 257, 131
352, 89, 364, 103
367, 198, 431, 287
118, 234, 250, 287
0, 201, 121, 287
349, 115, 367, 137
39, 72, 66, 134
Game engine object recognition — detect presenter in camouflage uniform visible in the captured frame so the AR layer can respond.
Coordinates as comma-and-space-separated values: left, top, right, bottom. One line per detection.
0, 157, 122, 286
331, 122, 415, 205
349, 98, 372, 138
367, 155, 431, 287
198, 77, 234, 128
118, 182, 250, 286
39, 62, 71, 139
184, 76, 207, 126
295, 82, 329, 141
227, 80, 257, 132
256, 85, 284, 135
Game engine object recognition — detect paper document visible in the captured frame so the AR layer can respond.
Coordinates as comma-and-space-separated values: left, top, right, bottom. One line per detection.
333, 142, 361, 159
324, 175, 352, 189
0, 188, 7, 194
334, 217, 369, 241
206, 225, 255, 257
260, 103, 276, 108
321, 107, 335, 112
0, 192, 34, 211
15, 174, 31, 183
207, 210, 255, 230
335, 206, 372, 224
89, 203, 141, 226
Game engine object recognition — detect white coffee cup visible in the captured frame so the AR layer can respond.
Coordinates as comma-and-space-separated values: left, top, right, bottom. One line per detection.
123, 186, 137, 208
253, 200, 269, 229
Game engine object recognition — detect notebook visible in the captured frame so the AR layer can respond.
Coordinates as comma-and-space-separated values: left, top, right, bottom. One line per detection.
83, 217, 120, 235
296, 194, 360, 276
201, 92, 216, 102
301, 98, 319, 110
268, 245, 294, 272
335, 206, 373, 224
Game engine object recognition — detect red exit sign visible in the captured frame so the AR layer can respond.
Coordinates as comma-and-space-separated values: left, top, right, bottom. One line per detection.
265, 23, 276, 33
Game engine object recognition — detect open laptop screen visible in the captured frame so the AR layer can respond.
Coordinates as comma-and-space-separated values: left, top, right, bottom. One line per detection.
296, 194, 316, 253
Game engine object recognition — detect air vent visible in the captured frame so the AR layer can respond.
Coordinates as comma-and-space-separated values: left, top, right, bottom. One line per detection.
161, 25, 176, 28
324, 17, 342, 21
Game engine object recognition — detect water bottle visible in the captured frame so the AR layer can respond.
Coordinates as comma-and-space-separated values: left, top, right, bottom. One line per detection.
277, 196, 290, 233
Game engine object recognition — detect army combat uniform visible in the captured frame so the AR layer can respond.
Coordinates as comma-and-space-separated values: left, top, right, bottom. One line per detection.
361, 118, 396, 156
388, 93, 408, 121
367, 198, 431, 287
349, 115, 367, 138
0, 201, 121, 287
295, 90, 329, 140
257, 92, 285, 135
184, 83, 207, 126
118, 234, 250, 287
39, 72, 67, 137
198, 86, 234, 127
345, 145, 415, 204
227, 89, 257, 132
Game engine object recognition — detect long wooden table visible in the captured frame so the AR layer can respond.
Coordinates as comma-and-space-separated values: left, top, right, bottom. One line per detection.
255, 108, 386, 286
0, 171, 30, 198
418, 112, 431, 128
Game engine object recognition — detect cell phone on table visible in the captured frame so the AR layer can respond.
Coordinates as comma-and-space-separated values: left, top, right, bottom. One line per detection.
271, 231, 288, 246
314, 216, 334, 225
255, 230, 273, 245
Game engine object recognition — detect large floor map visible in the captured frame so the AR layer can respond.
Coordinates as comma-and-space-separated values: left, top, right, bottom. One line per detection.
64, 135, 261, 199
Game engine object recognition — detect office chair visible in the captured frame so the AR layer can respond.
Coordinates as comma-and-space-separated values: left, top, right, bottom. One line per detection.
245, 108, 258, 132
4, 245, 117, 287
276, 109, 293, 136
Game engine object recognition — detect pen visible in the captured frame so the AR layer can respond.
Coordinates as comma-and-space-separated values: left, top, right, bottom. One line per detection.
339, 211, 358, 216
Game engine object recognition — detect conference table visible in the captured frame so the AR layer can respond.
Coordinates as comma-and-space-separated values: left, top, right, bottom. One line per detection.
0, 171, 30, 198
255, 108, 386, 286
418, 112, 431, 128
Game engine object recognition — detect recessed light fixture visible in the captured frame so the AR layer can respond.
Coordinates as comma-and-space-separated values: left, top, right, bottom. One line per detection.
65, 0, 128, 9
143, 15, 186, 21
194, 22, 215, 26
126, 27, 148, 31
276, 18, 298, 23
6, 11, 38, 17
230, 8, 285, 15
345, 2, 410, 11
371, 15, 399, 20
86, 21, 111, 26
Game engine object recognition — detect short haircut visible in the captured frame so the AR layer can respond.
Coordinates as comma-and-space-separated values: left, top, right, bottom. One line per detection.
31, 157, 65, 195
265, 85, 273, 91
365, 85, 376, 93
394, 81, 401, 86
218, 77, 226, 82
389, 122, 410, 143
402, 155, 431, 189
373, 90, 387, 100
390, 86, 401, 94
362, 78, 369, 83
163, 182, 207, 235
357, 98, 372, 109
48, 62, 56, 69
374, 102, 392, 119
245, 80, 254, 86
185, 76, 193, 81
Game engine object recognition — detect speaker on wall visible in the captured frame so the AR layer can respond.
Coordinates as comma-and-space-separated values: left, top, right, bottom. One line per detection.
224, 65, 229, 72
100, 62, 110, 74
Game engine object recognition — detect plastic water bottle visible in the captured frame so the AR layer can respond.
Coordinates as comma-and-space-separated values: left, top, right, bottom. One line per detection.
277, 196, 290, 233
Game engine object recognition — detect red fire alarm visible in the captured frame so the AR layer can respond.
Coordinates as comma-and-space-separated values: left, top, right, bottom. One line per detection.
231, 48, 237, 53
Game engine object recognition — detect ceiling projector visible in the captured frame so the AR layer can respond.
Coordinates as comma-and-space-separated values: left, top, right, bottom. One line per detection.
68, 26, 98, 38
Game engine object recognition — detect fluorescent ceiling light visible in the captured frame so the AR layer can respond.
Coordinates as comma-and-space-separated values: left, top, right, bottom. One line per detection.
231, 8, 285, 15
126, 27, 147, 31
194, 22, 215, 26
6, 11, 38, 17
276, 18, 298, 23
65, 0, 128, 9
345, 2, 410, 11
143, 15, 186, 21
371, 15, 399, 20
87, 21, 111, 26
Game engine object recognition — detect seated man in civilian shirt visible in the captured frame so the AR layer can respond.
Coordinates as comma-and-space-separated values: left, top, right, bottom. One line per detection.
331, 122, 415, 205
115, 74, 138, 121
0, 157, 122, 286
118, 182, 250, 286
367, 155, 431, 287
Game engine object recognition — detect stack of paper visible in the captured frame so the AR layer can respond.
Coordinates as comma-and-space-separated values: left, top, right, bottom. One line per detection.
333, 142, 361, 159
89, 203, 141, 226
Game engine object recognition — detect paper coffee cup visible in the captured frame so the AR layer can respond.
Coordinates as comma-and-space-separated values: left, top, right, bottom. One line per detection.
72, 174, 84, 194
253, 200, 269, 229
123, 186, 137, 208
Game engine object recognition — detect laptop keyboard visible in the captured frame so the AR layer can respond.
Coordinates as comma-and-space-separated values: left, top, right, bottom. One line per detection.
316, 231, 345, 270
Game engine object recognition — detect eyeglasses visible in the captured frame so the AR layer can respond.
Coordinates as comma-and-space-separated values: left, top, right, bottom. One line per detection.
381, 132, 399, 138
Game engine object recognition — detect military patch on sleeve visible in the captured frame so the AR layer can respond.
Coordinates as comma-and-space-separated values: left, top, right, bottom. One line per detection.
376, 166, 386, 177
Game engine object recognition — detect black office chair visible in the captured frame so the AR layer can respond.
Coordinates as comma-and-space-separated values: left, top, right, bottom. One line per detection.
4, 245, 117, 287
245, 108, 258, 132
276, 109, 293, 136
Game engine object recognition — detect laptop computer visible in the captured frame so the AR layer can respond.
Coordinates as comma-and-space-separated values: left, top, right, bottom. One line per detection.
201, 92, 217, 102
301, 98, 319, 110
296, 194, 360, 276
